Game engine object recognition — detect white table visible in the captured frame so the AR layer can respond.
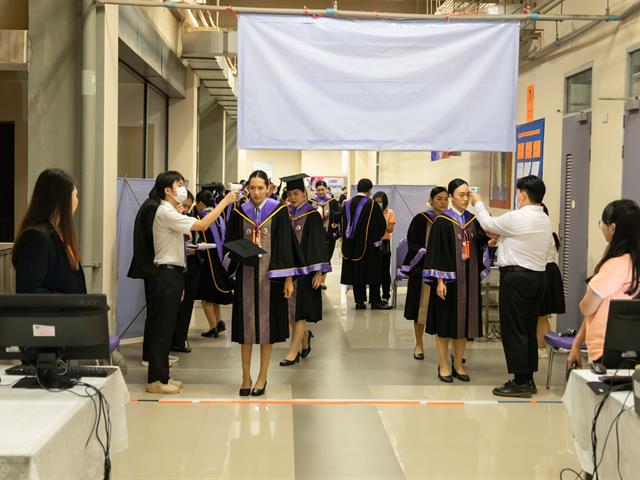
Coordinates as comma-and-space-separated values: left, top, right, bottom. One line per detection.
0, 367, 129, 480
563, 369, 639, 478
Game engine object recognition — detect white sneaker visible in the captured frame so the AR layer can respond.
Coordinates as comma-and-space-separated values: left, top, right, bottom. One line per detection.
538, 348, 549, 359
146, 381, 181, 394
140, 356, 180, 368
168, 378, 183, 389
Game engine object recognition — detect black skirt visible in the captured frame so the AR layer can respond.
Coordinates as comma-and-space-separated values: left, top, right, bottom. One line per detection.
539, 262, 566, 315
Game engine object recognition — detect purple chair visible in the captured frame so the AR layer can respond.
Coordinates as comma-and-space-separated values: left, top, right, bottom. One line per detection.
109, 335, 120, 364
544, 332, 587, 389
392, 238, 409, 308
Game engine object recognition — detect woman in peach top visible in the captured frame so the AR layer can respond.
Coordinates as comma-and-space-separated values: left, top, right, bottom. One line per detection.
568, 199, 640, 366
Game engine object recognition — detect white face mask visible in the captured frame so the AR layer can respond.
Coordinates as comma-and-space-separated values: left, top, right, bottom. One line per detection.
174, 186, 188, 203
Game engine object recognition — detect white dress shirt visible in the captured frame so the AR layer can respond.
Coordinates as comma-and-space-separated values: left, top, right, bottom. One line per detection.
474, 201, 553, 272
153, 200, 197, 267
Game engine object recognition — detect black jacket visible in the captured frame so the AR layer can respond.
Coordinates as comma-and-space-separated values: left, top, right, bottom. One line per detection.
13, 225, 87, 294
127, 197, 160, 280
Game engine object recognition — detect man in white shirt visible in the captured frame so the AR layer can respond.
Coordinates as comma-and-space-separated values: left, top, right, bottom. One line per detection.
471, 175, 553, 398
146, 171, 237, 394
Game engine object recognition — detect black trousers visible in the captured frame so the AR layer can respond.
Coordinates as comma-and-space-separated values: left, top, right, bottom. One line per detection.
147, 268, 184, 384
142, 279, 151, 362
173, 256, 201, 348
353, 284, 382, 305
379, 240, 392, 300
499, 267, 546, 377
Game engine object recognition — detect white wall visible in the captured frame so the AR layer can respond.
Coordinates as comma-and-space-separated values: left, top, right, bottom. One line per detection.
168, 68, 199, 185
238, 150, 302, 183
301, 151, 346, 178
518, 0, 640, 272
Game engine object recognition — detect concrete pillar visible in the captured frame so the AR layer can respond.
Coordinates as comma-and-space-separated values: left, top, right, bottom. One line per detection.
169, 67, 199, 187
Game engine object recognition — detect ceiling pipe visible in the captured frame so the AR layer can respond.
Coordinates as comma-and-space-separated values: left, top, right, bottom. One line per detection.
524, 0, 640, 62
96, 0, 620, 22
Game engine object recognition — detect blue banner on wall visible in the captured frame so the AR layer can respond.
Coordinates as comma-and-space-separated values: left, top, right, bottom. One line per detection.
514, 118, 545, 206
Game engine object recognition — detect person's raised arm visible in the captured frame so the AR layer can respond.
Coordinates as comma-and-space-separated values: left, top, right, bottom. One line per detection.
470, 193, 519, 236
191, 191, 238, 231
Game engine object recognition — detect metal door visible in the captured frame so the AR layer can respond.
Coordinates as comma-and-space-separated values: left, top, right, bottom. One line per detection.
622, 100, 640, 204
558, 111, 591, 331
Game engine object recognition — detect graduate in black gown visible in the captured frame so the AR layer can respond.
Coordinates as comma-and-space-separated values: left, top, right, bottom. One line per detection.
402, 186, 449, 361
423, 179, 491, 383
279, 174, 331, 366
194, 188, 233, 339
310, 180, 341, 289
340, 178, 392, 310
225, 170, 302, 397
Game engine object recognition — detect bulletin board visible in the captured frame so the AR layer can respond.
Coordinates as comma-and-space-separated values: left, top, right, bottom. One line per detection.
514, 118, 545, 206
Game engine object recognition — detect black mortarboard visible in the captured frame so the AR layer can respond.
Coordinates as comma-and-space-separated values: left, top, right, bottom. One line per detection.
280, 173, 309, 193
224, 239, 267, 266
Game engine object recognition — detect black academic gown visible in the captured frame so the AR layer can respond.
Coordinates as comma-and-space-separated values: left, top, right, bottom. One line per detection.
403, 211, 436, 322
225, 200, 304, 344
195, 208, 234, 305
310, 195, 341, 260
289, 203, 331, 323
340, 195, 386, 287
423, 211, 490, 339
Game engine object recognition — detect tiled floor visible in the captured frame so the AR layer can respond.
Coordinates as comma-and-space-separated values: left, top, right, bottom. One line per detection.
112, 258, 580, 479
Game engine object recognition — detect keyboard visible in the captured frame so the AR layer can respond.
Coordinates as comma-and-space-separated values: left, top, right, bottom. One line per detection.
5, 365, 117, 378
598, 375, 633, 388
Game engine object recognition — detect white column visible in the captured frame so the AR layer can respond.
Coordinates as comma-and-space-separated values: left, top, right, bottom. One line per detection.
169, 67, 199, 187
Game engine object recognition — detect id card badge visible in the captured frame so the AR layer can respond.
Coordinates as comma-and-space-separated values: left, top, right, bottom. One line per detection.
462, 240, 470, 261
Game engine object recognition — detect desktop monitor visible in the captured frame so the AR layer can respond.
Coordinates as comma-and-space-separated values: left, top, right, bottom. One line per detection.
0, 294, 110, 366
602, 299, 640, 369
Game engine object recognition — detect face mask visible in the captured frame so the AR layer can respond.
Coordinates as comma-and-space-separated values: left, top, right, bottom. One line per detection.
174, 186, 188, 203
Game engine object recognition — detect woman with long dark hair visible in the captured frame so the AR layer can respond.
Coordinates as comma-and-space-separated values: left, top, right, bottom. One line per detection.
423, 178, 491, 383
13, 169, 86, 294
195, 187, 234, 338
373, 191, 396, 304
310, 180, 341, 288
568, 199, 640, 366
402, 186, 449, 360
225, 170, 301, 396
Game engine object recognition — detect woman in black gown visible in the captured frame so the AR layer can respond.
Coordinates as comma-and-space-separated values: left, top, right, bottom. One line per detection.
402, 186, 449, 360
423, 179, 491, 383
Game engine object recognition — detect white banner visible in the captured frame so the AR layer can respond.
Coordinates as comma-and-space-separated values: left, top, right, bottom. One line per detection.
238, 15, 519, 152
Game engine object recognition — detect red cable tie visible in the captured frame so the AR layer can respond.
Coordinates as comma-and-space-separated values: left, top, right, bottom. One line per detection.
226, 5, 234, 12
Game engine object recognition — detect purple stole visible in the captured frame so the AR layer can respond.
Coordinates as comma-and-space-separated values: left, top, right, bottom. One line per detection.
289, 202, 316, 220
344, 196, 370, 240
241, 198, 282, 248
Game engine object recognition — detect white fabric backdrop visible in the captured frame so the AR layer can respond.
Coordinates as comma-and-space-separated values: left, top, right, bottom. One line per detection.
238, 15, 519, 152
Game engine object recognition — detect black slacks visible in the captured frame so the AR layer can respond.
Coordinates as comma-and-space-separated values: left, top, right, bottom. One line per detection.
379, 240, 392, 300
173, 256, 201, 348
142, 278, 151, 362
147, 268, 184, 384
353, 284, 382, 305
499, 267, 546, 376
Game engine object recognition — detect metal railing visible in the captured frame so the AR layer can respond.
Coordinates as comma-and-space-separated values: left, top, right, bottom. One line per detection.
0, 243, 15, 294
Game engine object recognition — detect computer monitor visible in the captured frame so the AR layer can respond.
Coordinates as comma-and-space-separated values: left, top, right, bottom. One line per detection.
602, 299, 640, 369
0, 294, 110, 367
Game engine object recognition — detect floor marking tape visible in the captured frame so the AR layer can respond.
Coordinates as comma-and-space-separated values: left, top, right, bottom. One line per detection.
129, 398, 563, 406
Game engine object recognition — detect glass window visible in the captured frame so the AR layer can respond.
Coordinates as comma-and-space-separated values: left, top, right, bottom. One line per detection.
118, 63, 144, 178
146, 85, 168, 178
630, 49, 640, 97
565, 69, 592, 114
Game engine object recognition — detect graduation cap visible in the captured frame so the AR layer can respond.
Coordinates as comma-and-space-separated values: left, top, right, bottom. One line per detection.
280, 173, 309, 193
224, 239, 266, 267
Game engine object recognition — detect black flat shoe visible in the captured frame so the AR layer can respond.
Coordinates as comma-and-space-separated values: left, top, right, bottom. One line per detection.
201, 327, 218, 338
216, 320, 226, 333
450, 354, 466, 365
492, 380, 532, 398
171, 345, 192, 353
279, 353, 301, 366
413, 351, 425, 360
437, 365, 453, 383
301, 331, 314, 359
371, 302, 393, 310
355, 303, 367, 310
251, 382, 267, 397
451, 365, 470, 382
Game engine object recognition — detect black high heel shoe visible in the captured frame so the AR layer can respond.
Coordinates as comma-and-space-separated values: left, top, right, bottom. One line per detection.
239, 380, 252, 396
301, 331, 314, 359
279, 352, 301, 367
451, 364, 470, 382
251, 382, 267, 397
413, 349, 425, 360
201, 326, 218, 338
437, 365, 453, 383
